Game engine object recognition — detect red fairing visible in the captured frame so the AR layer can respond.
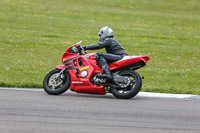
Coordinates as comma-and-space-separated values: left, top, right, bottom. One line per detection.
70, 81, 106, 95
62, 47, 106, 95
68, 56, 106, 95
109, 56, 150, 70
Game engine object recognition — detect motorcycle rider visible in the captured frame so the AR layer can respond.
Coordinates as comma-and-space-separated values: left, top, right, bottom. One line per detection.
82, 26, 128, 80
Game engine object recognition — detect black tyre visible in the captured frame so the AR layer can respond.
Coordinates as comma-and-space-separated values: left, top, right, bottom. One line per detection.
43, 69, 71, 95
110, 70, 142, 99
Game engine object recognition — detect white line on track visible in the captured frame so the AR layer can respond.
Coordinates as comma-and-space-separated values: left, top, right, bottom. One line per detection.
0, 87, 44, 92
0, 87, 198, 99
137, 92, 196, 99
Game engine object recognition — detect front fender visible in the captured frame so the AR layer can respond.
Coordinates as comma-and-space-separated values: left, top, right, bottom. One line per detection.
56, 65, 65, 70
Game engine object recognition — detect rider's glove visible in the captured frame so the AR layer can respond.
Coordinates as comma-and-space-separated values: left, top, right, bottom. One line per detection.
76, 45, 82, 51
82, 46, 86, 50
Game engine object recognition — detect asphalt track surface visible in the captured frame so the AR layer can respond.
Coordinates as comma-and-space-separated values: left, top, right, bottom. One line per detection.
0, 88, 200, 133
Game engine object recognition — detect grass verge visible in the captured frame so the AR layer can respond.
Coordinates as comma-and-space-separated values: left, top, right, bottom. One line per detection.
0, 0, 200, 94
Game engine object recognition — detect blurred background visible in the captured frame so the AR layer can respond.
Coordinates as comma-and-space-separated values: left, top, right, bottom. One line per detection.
0, 0, 199, 94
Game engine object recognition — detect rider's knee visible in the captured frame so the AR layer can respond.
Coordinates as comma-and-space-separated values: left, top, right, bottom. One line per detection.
95, 52, 103, 61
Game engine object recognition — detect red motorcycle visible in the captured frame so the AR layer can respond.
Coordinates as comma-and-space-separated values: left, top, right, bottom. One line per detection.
43, 41, 150, 99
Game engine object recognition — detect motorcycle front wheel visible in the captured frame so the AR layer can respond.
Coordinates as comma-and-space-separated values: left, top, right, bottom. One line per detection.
43, 69, 71, 95
110, 70, 142, 99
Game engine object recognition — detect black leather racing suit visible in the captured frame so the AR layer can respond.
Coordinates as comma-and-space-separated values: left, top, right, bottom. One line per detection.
84, 37, 127, 77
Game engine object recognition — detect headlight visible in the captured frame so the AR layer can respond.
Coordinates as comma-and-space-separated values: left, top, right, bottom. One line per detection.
80, 70, 88, 78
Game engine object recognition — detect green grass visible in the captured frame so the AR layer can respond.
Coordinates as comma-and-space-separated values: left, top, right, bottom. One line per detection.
0, 0, 200, 94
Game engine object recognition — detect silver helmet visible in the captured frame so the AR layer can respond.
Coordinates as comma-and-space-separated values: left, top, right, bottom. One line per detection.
98, 26, 113, 42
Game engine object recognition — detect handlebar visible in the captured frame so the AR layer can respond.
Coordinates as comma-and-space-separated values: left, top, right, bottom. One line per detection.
75, 45, 87, 55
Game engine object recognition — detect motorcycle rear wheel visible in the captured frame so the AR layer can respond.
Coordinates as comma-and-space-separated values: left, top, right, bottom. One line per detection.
110, 70, 142, 99
43, 69, 70, 95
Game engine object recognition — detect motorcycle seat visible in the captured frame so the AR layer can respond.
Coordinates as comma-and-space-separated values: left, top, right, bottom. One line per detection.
120, 56, 139, 61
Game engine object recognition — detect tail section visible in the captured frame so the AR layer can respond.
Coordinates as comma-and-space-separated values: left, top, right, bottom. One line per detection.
109, 56, 150, 71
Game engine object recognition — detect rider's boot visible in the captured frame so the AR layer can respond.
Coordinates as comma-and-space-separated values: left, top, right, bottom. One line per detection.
97, 56, 112, 80
101, 71, 112, 81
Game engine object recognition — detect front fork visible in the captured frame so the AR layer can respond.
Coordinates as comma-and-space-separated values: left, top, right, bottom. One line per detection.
55, 67, 66, 79
55, 65, 67, 80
